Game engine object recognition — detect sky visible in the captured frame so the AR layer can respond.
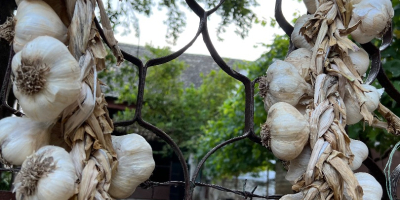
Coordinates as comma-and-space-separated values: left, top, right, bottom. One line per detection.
115, 1, 307, 61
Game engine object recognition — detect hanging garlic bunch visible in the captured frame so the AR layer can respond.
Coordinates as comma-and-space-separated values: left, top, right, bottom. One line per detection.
291, 14, 313, 49
259, 60, 313, 111
344, 84, 384, 125
349, 0, 394, 44
14, 0, 68, 52
0, 117, 51, 165
13, 146, 77, 200
349, 139, 368, 171
261, 102, 310, 161
108, 134, 155, 199
12, 36, 81, 122
348, 48, 370, 77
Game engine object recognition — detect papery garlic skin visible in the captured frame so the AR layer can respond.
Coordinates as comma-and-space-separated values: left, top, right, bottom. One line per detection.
285, 145, 311, 184
349, 48, 370, 77
13, 146, 77, 200
303, 0, 317, 14
349, 0, 394, 44
280, 192, 304, 200
14, 0, 68, 52
109, 134, 155, 199
261, 102, 310, 161
292, 14, 314, 49
349, 139, 368, 171
12, 36, 81, 122
344, 84, 382, 125
260, 60, 312, 111
0, 117, 51, 165
344, 173, 382, 200
285, 48, 312, 81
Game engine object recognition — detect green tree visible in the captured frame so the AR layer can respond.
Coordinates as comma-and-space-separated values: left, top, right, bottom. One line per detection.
197, 34, 290, 178
103, 0, 259, 44
100, 45, 238, 155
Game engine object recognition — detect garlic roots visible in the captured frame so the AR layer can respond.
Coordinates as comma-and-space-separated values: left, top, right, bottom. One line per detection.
261, 102, 310, 161
109, 134, 155, 199
14, 0, 68, 52
0, 117, 51, 165
12, 36, 81, 122
13, 146, 77, 200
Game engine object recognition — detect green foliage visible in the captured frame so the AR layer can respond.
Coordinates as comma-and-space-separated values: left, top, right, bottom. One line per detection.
197, 35, 290, 178
102, 0, 259, 44
101, 45, 238, 155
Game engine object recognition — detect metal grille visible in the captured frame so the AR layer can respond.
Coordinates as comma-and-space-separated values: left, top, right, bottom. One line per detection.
1, 0, 400, 199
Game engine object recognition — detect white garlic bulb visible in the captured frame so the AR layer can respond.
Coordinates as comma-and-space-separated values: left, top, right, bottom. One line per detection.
284, 48, 312, 81
14, 0, 68, 52
344, 172, 382, 200
356, 172, 382, 200
12, 36, 81, 122
109, 134, 155, 199
349, 139, 368, 171
0, 117, 51, 165
349, 0, 394, 44
260, 60, 312, 111
13, 146, 77, 200
291, 14, 314, 49
285, 145, 311, 184
261, 102, 310, 161
303, 0, 317, 14
344, 84, 383, 125
349, 48, 370, 77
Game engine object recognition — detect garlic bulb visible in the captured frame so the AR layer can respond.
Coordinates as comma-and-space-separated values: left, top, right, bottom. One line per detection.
13, 146, 77, 200
14, 0, 68, 52
12, 36, 81, 122
109, 134, 155, 199
349, 48, 370, 77
303, 0, 317, 14
344, 84, 383, 125
0, 117, 50, 165
260, 60, 312, 111
344, 173, 382, 200
284, 48, 312, 81
349, 0, 394, 44
285, 145, 311, 184
261, 102, 310, 161
349, 139, 368, 171
291, 14, 314, 49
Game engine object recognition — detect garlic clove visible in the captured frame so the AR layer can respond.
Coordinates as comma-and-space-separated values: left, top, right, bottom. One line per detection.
348, 48, 370, 77
0, 117, 51, 165
12, 36, 81, 122
349, 139, 368, 171
109, 134, 155, 199
344, 84, 382, 125
285, 48, 313, 81
261, 102, 310, 161
13, 146, 77, 200
291, 14, 314, 49
285, 145, 311, 184
14, 0, 68, 52
260, 60, 313, 111
349, 0, 394, 44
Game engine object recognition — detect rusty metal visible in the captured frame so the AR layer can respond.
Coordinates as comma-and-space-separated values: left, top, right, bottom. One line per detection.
1, 0, 400, 199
